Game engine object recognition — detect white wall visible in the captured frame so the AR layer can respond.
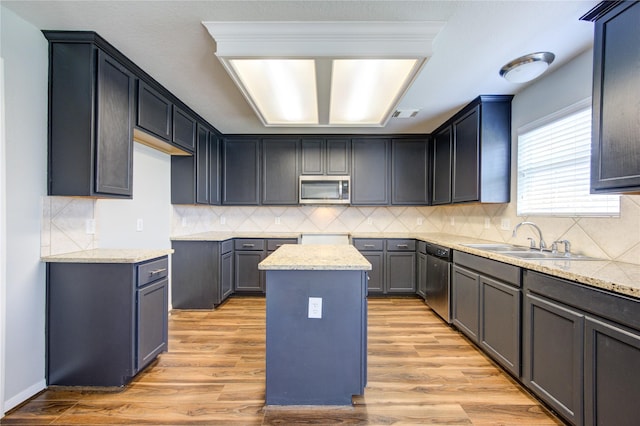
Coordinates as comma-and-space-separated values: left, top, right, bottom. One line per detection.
0, 6, 48, 413
96, 143, 171, 250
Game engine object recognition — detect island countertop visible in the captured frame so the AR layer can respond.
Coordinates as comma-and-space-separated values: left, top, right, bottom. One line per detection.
41, 248, 174, 263
259, 244, 371, 271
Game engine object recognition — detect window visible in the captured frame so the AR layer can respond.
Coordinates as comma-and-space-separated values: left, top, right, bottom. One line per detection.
517, 99, 619, 216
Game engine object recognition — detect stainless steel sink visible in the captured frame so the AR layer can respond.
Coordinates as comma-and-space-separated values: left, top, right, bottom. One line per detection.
462, 243, 600, 261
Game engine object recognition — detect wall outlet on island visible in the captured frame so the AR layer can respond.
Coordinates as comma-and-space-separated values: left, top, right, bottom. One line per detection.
308, 297, 322, 319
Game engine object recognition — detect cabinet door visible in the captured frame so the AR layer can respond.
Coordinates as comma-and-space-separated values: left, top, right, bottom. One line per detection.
137, 81, 172, 141
523, 293, 584, 425
95, 50, 135, 197
590, 1, 640, 193
480, 276, 521, 377
262, 138, 300, 205
171, 241, 217, 308
386, 252, 416, 293
209, 135, 221, 205
361, 252, 384, 294
584, 317, 640, 426
451, 265, 480, 343
234, 251, 265, 293
452, 106, 480, 203
432, 126, 452, 205
223, 138, 260, 205
352, 138, 390, 205
417, 252, 427, 299
220, 250, 234, 302
301, 139, 324, 175
326, 139, 351, 175
172, 106, 197, 152
195, 124, 210, 204
137, 279, 168, 371
391, 139, 429, 205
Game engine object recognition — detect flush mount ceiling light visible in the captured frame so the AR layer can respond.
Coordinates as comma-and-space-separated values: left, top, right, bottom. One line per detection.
500, 52, 555, 84
202, 21, 445, 127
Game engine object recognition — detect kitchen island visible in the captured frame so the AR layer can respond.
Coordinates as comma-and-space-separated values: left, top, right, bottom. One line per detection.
258, 244, 371, 405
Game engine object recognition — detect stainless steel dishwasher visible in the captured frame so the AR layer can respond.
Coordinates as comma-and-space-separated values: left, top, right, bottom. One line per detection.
425, 243, 452, 323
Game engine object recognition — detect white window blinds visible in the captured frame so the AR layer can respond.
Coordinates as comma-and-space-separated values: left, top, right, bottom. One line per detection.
517, 101, 620, 217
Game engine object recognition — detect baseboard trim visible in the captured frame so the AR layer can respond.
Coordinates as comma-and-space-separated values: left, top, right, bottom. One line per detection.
3, 379, 46, 414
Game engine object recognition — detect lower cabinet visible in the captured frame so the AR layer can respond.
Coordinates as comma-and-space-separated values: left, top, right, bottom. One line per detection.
234, 238, 298, 294
523, 269, 640, 426
352, 238, 416, 295
452, 251, 521, 376
416, 242, 427, 299
171, 240, 233, 308
47, 256, 169, 386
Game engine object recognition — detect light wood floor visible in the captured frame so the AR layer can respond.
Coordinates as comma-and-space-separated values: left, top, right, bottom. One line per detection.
3, 297, 563, 425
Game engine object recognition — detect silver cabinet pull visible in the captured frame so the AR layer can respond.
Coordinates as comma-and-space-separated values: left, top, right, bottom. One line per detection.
397, 244, 409, 249
149, 268, 167, 276
242, 243, 255, 248
363, 244, 375, 248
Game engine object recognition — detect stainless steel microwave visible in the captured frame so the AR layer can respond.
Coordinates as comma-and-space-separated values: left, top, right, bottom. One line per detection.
299, 176, 350, 204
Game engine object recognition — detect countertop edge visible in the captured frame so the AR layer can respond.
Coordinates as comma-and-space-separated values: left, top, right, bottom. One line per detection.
41, 248, 174, 264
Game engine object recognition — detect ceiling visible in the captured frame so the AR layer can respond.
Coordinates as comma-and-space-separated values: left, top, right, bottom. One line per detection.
3, 0, 599, 135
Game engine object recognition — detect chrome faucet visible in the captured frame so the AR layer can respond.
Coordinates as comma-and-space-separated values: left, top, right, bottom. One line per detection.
512, 221, 547, 251
552, 239, 572, 256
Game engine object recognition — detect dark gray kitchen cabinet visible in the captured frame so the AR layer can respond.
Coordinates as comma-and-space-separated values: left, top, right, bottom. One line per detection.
453, 251, 521, 376
451, 264, 480, 343
386, 239, 416, 293
582, 1, 640, 193
47, 257, 168, 386
352, 239, 385, 294
431, 126, 452, 205
300, 138, 351, 175
391, 138, 430, 205
450, 95, 512, 203
234, 239, 266, 293
523, 292, 584, 425
416, 242, 427, 300
223, 138, 260, 205
351, 138, 390, 205
171, 240, 233, 308
137, 80, 172, 142
195, 124, 210, 204
523, 269, 640, 426
172, 106, 197, 152
584, 317, 640, 426
262, 138, 300, 205
44, 33, 135, 198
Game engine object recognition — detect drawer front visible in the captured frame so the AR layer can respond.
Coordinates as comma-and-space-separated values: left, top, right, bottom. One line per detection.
267, 238, 298, 251
386, 239, 416, 251
454, 251, 520, 287
137, 256, 169, 287
352, 239, 384, 251
221, 239, 234, 254
234, 239, 265, 251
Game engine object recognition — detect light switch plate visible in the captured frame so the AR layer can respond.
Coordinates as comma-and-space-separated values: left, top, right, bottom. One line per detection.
308, 297, 322, 319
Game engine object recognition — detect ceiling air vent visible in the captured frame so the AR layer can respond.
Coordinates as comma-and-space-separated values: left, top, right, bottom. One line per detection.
392, 109, 420, 118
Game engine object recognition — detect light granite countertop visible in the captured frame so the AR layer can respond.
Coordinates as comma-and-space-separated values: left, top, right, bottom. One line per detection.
171, 231, 640, 298
41, 248, 174, 264
258, 244, 371, 271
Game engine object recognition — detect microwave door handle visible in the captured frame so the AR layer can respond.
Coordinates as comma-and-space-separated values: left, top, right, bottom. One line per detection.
338, 181, 343, 199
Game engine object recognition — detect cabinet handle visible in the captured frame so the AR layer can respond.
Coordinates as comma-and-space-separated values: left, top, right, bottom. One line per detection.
397, 244, 409, 249
363, 244, 375, 248
242, 244, 255, 248
149, 268, 167, 276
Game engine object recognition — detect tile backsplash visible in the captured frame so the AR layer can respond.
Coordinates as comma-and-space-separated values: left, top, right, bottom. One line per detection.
41, 195, 640, 265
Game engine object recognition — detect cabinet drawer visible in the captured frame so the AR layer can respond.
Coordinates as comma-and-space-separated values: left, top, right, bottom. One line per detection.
267, 238, 298, 251
454, 251, 520, 287
386, 239, 416, 251
221, 239, 234, 254
235, 239, 265, 251
352, 239, 384, 251
137, 257, 169, 287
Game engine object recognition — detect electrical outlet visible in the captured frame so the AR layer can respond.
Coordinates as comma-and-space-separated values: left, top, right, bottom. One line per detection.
484, 217, 491, 229
367, 217, 373, 225
275, 216, 281, 225
417, 217, 424, 225
85, 219, 95, 235
220, 216, 226, 225
308, 297, 322, 319
136, 218, 144, 232
181, 217, 187, 227
450, 217, 455, 226
501, 218, 511, 230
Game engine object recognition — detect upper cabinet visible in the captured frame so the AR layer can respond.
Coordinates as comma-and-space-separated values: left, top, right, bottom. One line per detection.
262, 138, 300, 205
137, 81, 172, 142
391, 138, 430, 205
582, 1, 640, 193
432, 95, 513, 204
300, 138, 351, 175
172, 106, 197, 152
222, 138, 261, 205
351, 138, 391, 205
45, 32, 135, 198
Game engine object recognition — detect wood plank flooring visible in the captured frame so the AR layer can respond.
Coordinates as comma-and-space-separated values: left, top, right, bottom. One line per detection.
2, 297, 564, 425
